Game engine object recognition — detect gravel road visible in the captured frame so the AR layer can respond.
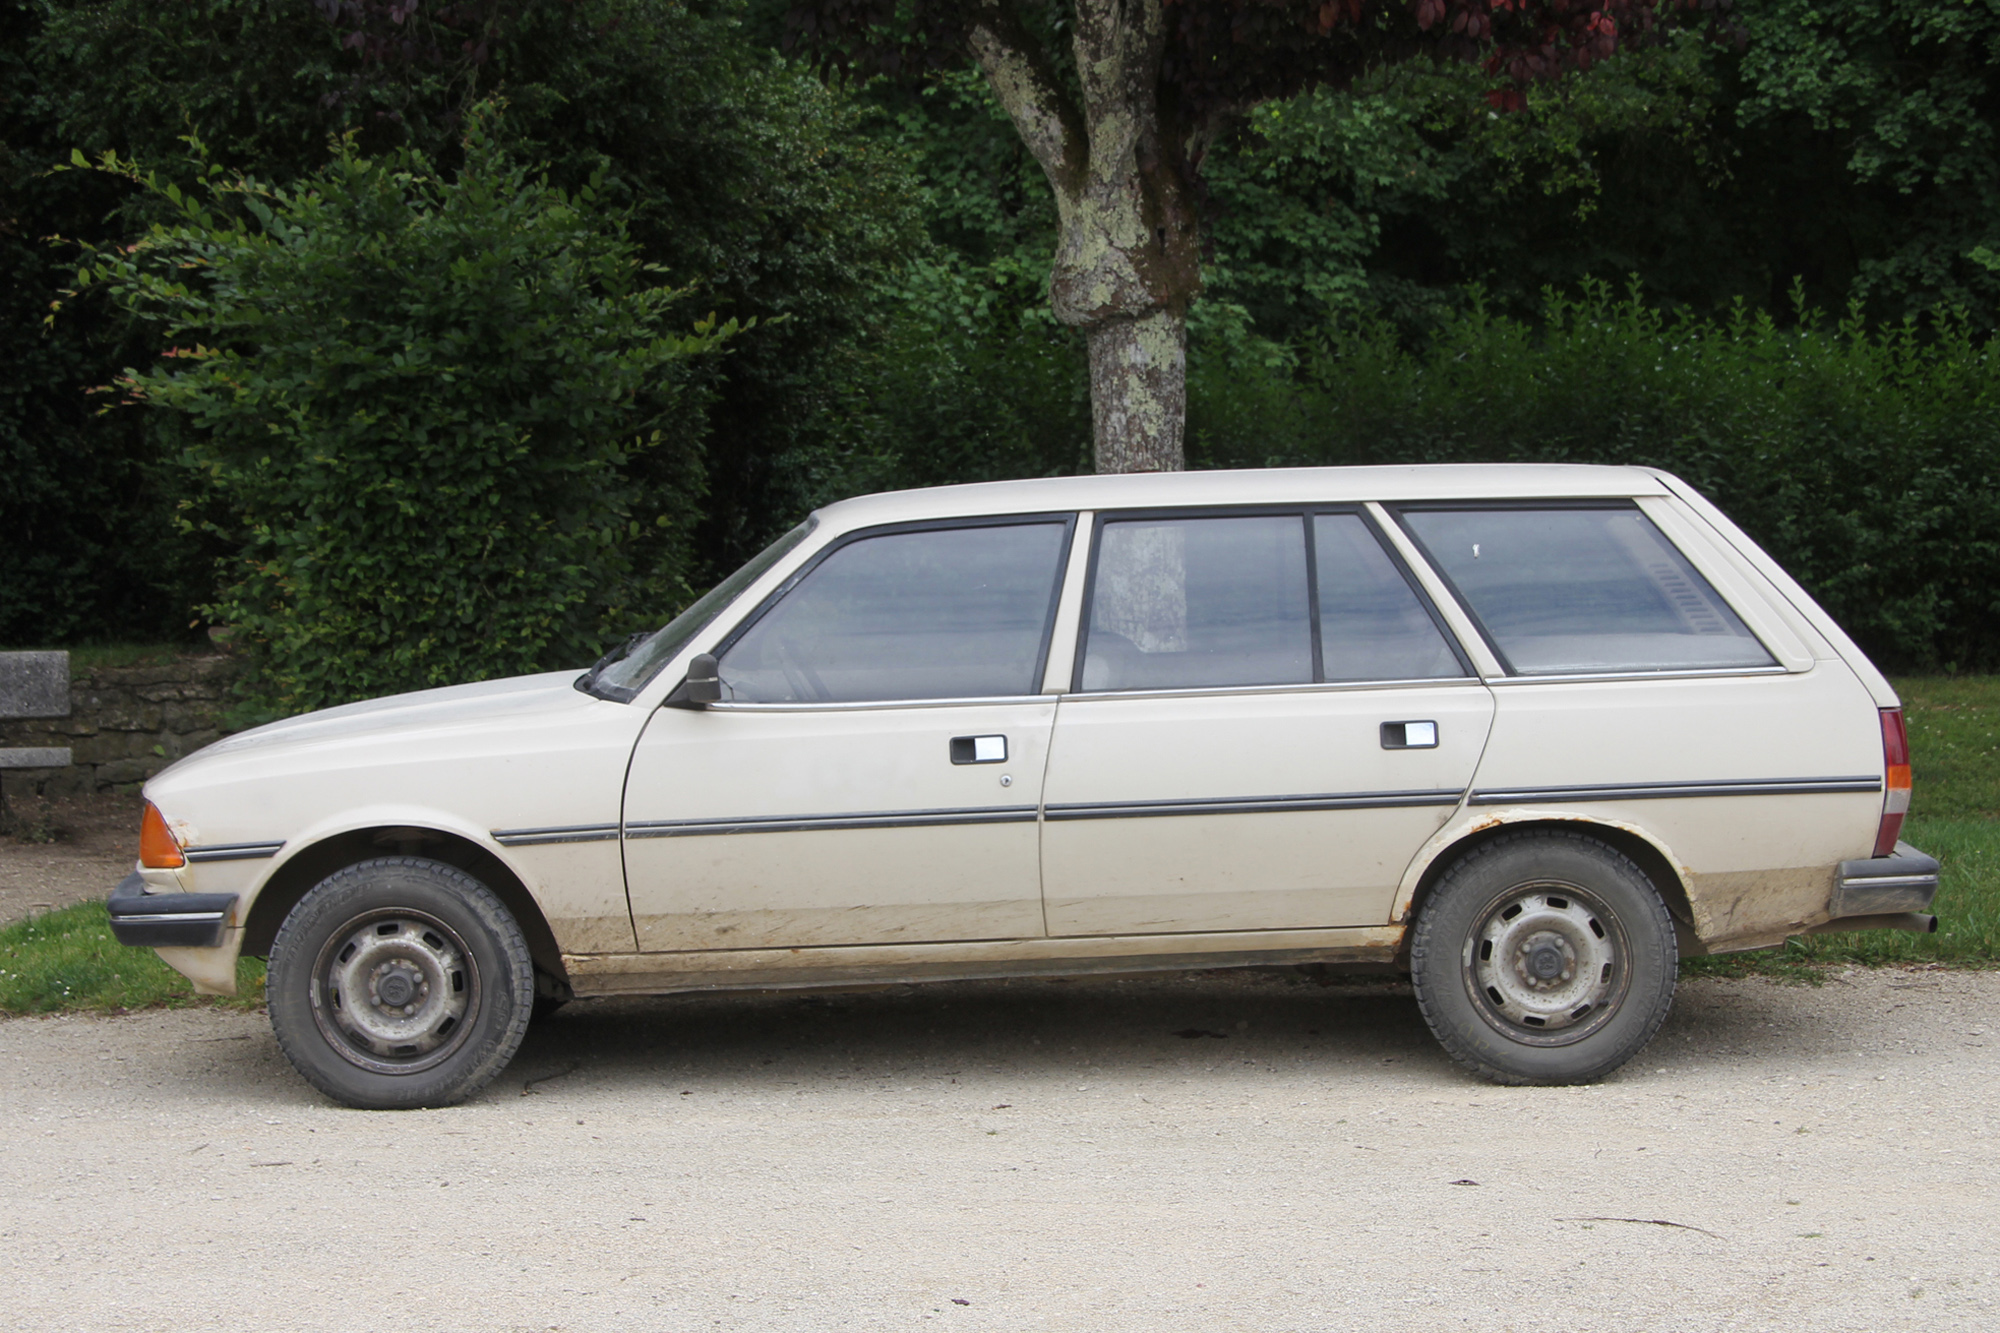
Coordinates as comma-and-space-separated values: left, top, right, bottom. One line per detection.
3, 965, 1996, 1331
0, 792, 140, 926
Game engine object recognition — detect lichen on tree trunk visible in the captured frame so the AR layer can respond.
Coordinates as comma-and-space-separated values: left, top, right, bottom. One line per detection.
1086, 309, 1185, 474
966, 0, 1200, 475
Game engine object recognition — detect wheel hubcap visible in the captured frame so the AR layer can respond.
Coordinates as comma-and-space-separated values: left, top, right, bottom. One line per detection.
1463, 882, 1628, 1047
309, 910, 479, 1075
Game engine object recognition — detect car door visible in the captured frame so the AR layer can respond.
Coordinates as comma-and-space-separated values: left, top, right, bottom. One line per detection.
622, 515, 1075, 952
1041, 508, 1495, 936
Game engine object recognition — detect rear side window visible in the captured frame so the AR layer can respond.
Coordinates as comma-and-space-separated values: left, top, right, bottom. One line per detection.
1081, 515, 1312, 690
1399, 505, 1776, 675
720, 521, 1068, 702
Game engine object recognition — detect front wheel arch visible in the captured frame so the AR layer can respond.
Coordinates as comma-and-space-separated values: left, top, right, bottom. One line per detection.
240, 826, 567, 986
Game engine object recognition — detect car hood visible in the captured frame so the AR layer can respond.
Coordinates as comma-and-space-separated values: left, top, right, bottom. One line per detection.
158, 669, 600, 774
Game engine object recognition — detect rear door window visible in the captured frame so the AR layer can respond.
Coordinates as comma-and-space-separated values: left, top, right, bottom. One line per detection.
1081, 514, 1312, 690
1397, 505, 1776, 675
719, 520, 1069, 702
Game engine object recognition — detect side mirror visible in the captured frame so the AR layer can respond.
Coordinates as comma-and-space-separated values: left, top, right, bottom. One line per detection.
668, 652, 723, 709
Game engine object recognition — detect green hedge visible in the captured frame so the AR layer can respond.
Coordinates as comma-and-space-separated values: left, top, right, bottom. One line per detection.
1189, 284, 2000, 671
75, 112, 732, 715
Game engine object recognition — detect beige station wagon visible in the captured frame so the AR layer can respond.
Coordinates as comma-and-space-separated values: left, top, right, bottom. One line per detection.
108, 465, 1939, 1108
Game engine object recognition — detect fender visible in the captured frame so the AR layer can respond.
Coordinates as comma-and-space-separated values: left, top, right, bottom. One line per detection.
1394, 806, 1697, 931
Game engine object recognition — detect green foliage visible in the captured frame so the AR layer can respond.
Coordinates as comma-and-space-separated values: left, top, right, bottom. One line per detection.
0, 902, 265, 1014
1188, 282, 2000, 671
1198, 35, 1722, 340
72, 112, 734, 713
815, 70, 1090, 494
1733, 0, 2000, 325
7, 0, 919, 648
0, 0, 214, 648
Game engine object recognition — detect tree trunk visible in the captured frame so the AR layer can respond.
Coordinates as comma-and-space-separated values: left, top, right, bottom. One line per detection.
1085, 309, 1186, 473
966, 0, 1200, 474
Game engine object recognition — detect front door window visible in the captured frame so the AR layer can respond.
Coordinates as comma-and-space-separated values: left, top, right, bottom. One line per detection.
723, 522, 1069, 703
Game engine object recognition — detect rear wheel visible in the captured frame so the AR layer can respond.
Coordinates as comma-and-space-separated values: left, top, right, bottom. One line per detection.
268, 857, 534, 1109
1410, 830, 1677, 1085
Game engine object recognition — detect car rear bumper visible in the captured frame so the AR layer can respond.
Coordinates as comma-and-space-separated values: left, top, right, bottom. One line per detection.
1811, 842, 1941, 934
106, 872, 239, 949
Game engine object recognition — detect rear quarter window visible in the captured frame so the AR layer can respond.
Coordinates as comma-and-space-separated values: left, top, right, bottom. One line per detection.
1398, 504, 1777, 675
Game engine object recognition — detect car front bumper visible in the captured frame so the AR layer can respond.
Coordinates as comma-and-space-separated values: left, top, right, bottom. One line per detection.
106, 872, 239, 949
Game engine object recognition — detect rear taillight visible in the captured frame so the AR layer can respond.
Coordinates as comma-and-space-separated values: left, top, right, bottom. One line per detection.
140, 801, 185, 869
1874, 707, 1911, 857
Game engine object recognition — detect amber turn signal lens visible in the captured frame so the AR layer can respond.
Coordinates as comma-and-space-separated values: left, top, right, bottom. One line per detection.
140, 801, 185, 869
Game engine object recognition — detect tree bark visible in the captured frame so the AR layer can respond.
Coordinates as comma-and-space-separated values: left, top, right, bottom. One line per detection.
1085, 309, 1186, 473
966, 0, 1201, 474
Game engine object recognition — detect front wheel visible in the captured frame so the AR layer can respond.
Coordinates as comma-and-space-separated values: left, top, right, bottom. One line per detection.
268, 857, 534, 1109
1410, 830, 1678, 1086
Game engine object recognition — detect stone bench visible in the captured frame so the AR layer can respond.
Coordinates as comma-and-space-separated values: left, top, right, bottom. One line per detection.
1, 652, 72, 771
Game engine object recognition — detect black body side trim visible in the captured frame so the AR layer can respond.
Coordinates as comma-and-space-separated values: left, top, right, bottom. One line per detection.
1468, 776, 1882, 805
1044, 789, 1463, 822
106, 871, 238, 949
626, 806, 1039, 839
182, 841, 284, 864
492, 824, 621, 847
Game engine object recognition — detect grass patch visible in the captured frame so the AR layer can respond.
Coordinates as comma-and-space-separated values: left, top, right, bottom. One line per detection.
0, 902, 264, 1015
1686, 675, 2000, 979
1898, 675, 2000, 821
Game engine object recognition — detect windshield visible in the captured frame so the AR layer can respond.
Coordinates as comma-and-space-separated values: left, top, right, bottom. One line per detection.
585, 517, 818, 699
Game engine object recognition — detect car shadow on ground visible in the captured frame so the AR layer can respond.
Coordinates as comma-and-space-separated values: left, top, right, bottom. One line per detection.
154, 966, 1827, 1109
503, 971, 1444, 1096
494, 967, 1844, 1102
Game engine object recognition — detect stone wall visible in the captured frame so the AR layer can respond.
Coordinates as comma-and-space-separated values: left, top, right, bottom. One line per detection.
0, 653, 241, 796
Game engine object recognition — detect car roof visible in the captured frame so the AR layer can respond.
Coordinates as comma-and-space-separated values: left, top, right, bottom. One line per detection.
812, 463, 1674, 531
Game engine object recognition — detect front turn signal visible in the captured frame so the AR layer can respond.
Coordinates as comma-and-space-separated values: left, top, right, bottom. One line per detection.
140, 801, 185, 869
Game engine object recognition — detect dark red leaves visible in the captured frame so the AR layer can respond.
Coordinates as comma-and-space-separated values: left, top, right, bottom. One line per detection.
784, 0, 1727, 129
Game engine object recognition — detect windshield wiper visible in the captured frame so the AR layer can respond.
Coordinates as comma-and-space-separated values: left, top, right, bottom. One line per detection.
575, 630, 651, 697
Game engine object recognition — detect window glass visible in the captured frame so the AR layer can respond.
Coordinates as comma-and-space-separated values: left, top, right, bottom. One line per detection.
719, 522, 1067, 702
1082, 515, 1311, 690
1313, 514, 1464, 681
591, 518, 817, 696
1400, 506, 1776, 674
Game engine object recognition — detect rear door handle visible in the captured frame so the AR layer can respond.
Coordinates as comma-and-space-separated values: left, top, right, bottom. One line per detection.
1381, 721, 1438, 750
950, 735, 1008, 764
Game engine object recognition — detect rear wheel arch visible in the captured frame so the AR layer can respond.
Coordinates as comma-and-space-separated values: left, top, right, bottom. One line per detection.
1400, 816, 1700, 963
240, 827, 568, 986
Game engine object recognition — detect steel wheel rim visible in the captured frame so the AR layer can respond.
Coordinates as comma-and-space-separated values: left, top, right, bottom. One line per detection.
1461, 879, 1629, 1047
308, 908, 480, 1075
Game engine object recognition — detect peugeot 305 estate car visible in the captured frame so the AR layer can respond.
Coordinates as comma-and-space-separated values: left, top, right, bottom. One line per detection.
107, 465, 1940, 1108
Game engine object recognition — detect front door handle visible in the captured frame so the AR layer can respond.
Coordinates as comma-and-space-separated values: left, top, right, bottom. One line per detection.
950, 735, 1008, 764
1381, 721, 1438, 750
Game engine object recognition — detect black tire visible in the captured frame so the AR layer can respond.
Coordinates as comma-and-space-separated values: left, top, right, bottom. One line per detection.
1410, 830, 1677, 1086
267, 857, 534, 1109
